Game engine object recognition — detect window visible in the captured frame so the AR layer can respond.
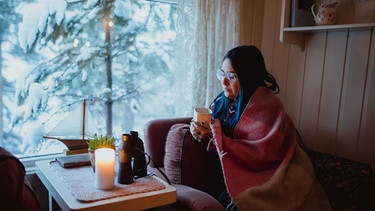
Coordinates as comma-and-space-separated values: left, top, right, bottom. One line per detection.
1, 0, 177, 158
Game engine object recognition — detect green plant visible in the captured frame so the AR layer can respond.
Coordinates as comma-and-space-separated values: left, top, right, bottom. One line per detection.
86, 134, 116, 150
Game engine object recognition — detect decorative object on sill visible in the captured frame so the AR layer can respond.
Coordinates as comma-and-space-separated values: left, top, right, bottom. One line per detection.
117, 134, 134, 184
130, 131, 148, 179
43, 99, 99, 155
56, 154, 91, 168
290, 0, 315, 27
87, 134, 116, 172
311, 1, 339, 26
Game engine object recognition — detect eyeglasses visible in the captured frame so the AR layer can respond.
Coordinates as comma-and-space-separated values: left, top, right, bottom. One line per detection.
216, 69, 237, 83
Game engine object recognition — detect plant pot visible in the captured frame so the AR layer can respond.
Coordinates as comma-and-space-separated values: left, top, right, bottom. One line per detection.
88, 148, 95, 172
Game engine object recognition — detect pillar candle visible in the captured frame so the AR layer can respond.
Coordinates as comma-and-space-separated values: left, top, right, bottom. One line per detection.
95, 148, 115, 190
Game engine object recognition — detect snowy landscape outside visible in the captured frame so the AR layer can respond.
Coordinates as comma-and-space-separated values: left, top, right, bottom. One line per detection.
1, 0, 177, 158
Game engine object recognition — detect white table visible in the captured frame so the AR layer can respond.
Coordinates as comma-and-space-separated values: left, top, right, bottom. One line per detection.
36, 160, 176, 211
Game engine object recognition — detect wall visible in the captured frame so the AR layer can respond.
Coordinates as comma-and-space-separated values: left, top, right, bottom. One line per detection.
259, 0, 375, 170
239, 0, 264, 48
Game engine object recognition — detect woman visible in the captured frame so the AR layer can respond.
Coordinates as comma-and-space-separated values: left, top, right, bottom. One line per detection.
191, 45, 331, 210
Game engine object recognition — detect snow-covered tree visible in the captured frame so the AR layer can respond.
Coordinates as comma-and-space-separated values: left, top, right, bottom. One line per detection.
13, 0, 176, 152
0, 0, 34, 148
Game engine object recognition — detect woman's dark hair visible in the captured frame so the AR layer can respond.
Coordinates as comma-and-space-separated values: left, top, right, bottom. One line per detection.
213, 45, 279, 131
224, 45, 279, 95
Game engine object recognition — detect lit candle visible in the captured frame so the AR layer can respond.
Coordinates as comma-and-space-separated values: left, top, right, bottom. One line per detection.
95, 148, 115, 190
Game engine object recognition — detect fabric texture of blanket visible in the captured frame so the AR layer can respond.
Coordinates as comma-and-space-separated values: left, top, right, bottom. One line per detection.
210, 86, 332, 210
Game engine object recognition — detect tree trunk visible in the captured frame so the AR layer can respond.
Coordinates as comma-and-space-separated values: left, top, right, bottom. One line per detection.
104, 11, 113, 136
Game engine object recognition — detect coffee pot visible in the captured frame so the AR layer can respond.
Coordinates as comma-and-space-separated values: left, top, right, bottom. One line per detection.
311, 1, 339, 25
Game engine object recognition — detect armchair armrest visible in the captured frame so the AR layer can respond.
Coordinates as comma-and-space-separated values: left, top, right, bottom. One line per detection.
143, 118, 225, 211
174, 184, 225, 211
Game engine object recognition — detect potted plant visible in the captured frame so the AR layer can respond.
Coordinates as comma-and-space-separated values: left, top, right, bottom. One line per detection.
86, 134, 116, 171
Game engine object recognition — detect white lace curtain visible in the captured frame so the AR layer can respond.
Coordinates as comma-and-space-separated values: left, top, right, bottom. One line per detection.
174, 0, 244, 117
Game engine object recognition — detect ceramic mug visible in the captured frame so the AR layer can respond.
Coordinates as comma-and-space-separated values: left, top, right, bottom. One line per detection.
311, 2, 339, 25
193, 108, 212, 125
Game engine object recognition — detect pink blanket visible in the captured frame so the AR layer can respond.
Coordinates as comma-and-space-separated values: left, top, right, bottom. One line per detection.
210, 87, 331, 210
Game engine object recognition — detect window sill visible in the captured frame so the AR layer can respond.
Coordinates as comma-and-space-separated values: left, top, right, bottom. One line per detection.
21, 153, 65, 175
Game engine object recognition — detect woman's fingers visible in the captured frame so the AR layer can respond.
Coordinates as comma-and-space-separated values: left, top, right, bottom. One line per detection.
190, 120, 212, 141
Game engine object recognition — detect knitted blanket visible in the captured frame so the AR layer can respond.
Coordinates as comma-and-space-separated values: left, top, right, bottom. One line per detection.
210, 87, 332, 210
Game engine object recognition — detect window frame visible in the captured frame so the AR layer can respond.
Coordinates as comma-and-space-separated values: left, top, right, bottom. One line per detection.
17, 0, 178, 174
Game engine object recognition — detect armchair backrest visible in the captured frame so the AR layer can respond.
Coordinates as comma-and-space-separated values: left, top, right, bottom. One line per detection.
143, 117, 191, 168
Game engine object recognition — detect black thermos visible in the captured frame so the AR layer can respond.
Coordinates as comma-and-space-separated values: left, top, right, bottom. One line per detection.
117, 134, 133, 184
130, 131, 147, 178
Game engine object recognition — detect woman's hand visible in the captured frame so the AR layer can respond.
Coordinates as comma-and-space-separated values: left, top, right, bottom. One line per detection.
190, 120, 212, 143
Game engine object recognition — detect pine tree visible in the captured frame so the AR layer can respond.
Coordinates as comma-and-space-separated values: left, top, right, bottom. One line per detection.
15, 0, 176, 140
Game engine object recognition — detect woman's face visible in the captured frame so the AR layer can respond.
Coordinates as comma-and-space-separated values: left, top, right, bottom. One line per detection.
220, 59, 240, 99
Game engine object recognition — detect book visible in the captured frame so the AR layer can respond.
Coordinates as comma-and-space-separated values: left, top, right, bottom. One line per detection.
56, 154, 91, 168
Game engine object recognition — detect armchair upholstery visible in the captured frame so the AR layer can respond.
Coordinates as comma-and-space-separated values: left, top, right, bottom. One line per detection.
143, 118, 225, 211
0, 147, 40, 211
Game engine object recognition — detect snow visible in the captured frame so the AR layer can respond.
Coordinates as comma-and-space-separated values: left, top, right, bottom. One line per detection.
27, 83, 47, 113
76, 46, 93, 62
102, 88, 112, 96
43, 0, 67, 25
6, 0, 177, 158
81, 70, 88, 82
114, 0, 132, 19
17, 0, 67, 51
20, 120, 46, 153
17, 3, 44, 50
84, 0, 99, 9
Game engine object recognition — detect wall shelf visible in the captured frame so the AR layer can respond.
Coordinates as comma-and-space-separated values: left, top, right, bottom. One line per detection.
283, 22, 375, 32
280, 0, 375, 50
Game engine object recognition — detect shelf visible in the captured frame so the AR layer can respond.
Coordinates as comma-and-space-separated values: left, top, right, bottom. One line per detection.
280, 0, 375, 50
284, 23, 375, 33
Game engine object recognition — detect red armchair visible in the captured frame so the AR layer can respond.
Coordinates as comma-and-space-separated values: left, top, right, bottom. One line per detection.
143, 117, 225, 211
0, 147, 40, 211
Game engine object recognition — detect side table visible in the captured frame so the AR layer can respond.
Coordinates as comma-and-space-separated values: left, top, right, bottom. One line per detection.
36, 159, 176, 211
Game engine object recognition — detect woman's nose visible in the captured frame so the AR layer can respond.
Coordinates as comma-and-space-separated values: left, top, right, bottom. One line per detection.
221, 77, 229, 86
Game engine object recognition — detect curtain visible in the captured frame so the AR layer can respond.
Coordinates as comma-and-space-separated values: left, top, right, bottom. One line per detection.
175, 0, 244, 117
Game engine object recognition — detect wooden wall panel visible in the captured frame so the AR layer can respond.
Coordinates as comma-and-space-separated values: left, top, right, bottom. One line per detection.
270, 0, 290, 102
240, 0, 264, 48
336, 0, 355, 24
316, 31, 347, 152
261, 0, 278, 69
299, 32, 326, 149
353, 0, 375, 22
261, 0, 375, 170
284, 45, 305, 128
337, 30, 371, 160
358, 29, 375, 168
262, 0, 303, 131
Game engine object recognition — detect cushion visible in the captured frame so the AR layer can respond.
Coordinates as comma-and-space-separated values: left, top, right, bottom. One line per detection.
164, 123, 225, 198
